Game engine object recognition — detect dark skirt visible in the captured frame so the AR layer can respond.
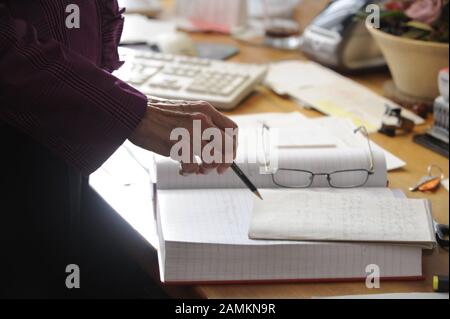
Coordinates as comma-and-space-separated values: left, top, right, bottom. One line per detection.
0, 123, 165, 299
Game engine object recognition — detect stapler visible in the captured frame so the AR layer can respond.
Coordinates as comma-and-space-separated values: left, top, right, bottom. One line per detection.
301, 0, 385, 72
414, 69, 449, 158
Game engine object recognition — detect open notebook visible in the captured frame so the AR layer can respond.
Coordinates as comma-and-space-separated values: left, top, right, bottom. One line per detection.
155, 144, 430, 283
157, 188, 424, 283
250, 190, 435, 249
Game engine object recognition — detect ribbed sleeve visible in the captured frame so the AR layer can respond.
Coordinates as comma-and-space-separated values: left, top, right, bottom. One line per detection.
98, 0, 126, 72
0, 5, 147, 175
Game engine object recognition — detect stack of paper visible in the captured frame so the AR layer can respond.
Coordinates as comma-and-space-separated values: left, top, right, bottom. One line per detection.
157, 187, 429, 283
265, 61, 425, 132
118, 0, 162, 17
175, 0, 248, 33
120, 14, 176, 45
157, 188, 425, 283
91, 112, 431, 285
153, 117, 433, 283
230, 112, 407, 171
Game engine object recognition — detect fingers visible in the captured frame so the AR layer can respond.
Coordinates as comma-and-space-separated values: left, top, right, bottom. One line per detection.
182, 112, 233, 175
177, 112, 217, 176
152, 100, 238, 134
153, 100, 239, 176
130, 106, 190, 157
194, 101, 239, 164
131, 103, 236, 177
189, 101, 238, 172
217, 132, 235, 175
192, 113, 223, 174
149, 101, 190, 112
180, 162, 201, 176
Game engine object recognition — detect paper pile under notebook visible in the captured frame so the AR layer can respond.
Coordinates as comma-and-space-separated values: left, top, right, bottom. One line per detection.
154, 113, 435, 284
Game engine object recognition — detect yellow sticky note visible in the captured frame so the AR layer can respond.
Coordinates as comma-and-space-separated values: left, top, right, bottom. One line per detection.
313, 100, 377, 133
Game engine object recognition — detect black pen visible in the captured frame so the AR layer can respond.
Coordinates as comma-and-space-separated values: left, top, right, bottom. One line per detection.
231, 162, 263, 200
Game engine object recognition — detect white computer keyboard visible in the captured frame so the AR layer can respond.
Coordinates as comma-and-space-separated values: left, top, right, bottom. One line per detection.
115, 48, 268, 110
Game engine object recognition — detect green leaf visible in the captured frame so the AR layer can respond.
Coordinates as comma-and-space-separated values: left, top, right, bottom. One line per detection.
405, 21, 434, 31
379, 10, 408, 20
401, 29, 430, 40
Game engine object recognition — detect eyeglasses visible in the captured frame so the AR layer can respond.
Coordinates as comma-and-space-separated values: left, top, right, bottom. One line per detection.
261, 125, 376, 189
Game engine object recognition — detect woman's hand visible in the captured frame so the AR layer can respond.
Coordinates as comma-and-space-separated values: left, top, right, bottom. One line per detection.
129, 98, 238, 176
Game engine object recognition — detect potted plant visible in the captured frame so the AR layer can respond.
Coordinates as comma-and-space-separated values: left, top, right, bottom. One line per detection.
366, 0, 449, 100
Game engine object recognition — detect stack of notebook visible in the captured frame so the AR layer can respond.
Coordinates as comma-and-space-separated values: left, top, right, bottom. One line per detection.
154, 114, 435, 284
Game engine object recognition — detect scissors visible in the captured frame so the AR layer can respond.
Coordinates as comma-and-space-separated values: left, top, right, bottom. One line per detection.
410, 165, 445, 192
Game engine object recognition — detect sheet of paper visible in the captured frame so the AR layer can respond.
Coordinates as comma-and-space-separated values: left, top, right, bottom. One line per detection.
231, 113, 406, 171
233, 113, 336, 149
309, 117, 407, 170
234, 113, 336, 148
159, 189, 256, 245
265, 61, 425, 132
158, 188, 398, 245
175, 0, 247, 33
230, 112, 306, 128
121, 14, 176, 44
276, 126, 337, 149
99, 144, 150, 186
249, 190, 435, 247
248, 0, 300, 18
118, 0, 162, 17
90, 153, 158, 248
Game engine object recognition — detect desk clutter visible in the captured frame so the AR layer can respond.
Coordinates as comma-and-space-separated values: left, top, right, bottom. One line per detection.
148, 113, 436, 284
264, 60, 424, 133
414, 69, 449, 158
115, 45, 425, 134
157, 189, 428, 283
85, 0, 449, 299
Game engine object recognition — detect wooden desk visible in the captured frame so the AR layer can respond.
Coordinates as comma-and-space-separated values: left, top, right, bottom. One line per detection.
127, 0, 449, 299
169, 40, 449, 300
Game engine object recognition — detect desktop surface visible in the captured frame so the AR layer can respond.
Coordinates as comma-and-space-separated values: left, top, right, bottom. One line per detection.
96, 0, 449, 299
181, 37, 449, 300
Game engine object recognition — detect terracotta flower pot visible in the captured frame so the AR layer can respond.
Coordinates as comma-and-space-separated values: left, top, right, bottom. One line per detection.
367, 23, 449, 100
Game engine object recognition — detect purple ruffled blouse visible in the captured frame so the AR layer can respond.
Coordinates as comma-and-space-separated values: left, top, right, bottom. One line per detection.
0, 0, 147, 174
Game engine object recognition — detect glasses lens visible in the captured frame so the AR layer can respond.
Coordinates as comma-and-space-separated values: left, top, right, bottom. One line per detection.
273, 169, 314, 188
329, 170, 370, 188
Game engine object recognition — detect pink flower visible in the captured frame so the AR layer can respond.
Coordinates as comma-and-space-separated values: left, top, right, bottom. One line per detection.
385, 0, 411, 11
405, 0, 444, 25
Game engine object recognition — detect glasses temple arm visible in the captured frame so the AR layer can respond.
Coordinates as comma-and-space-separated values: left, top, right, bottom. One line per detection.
261, 123, 271, 172
354, 126, 375, 173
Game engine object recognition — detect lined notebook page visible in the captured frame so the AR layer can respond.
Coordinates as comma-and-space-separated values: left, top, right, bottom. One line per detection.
156, 148, 387, 190
250, 190, 435, 248
159, 189, 260, 245
158, 188, 397, 245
